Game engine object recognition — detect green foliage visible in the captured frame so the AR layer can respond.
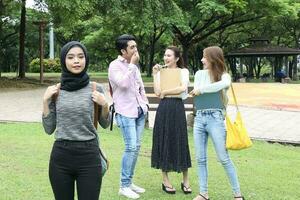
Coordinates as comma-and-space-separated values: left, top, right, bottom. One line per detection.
0, 0, 21, 72
1, 0, 299, 77
88, 63, 107, 73
28, 58, 61, 73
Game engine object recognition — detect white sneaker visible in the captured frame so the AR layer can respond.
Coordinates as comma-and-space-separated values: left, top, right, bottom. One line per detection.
118, 187, 140, 199
130, 183, 146, 193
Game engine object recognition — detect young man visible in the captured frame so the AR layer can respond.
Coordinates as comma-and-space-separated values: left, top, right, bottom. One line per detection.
108, 34, 148, 199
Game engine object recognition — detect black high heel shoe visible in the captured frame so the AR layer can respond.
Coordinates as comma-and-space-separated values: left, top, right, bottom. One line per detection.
162, 183, 176, 194
181, 182, 192, 194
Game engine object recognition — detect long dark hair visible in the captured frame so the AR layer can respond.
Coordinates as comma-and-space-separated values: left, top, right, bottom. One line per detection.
203, 46, 227, 82
166, 46, 185, 68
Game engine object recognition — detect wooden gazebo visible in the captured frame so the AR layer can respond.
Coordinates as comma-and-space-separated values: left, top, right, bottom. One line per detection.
226, 38, 300, 81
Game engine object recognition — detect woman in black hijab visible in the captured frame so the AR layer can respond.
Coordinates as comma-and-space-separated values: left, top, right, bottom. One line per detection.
60, 41, 90, 91
42, 41, 110, 200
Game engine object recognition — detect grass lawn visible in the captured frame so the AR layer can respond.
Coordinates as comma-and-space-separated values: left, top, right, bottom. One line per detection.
0, 123, 300, 200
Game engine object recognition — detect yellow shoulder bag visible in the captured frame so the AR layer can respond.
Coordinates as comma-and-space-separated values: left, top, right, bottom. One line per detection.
225, 85, 252, 150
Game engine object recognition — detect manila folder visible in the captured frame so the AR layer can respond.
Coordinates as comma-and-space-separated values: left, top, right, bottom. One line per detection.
160, 68, 181, 97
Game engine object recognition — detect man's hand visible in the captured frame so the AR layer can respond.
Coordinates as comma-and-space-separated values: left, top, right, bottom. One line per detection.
130, 52, 140, 65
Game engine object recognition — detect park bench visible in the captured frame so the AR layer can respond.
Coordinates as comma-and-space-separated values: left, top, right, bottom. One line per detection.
144, 85, 194, 112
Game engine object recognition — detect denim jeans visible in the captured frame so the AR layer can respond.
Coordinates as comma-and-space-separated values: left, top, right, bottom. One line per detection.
115, 107, 146, 188
193, 109, 241, 195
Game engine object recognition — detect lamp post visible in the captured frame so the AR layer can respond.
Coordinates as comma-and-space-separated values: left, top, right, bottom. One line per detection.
49, 22, 54, 59
33, 20, 47, 84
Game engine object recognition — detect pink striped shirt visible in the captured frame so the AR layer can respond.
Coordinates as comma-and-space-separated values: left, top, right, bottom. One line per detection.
108, 56, 149, 118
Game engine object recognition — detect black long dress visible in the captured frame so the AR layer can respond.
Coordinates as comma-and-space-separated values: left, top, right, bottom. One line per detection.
151, 97, 191, 172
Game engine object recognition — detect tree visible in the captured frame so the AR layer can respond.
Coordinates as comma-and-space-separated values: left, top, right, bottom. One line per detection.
0, 0, 20, 77
171, 0, 285, 71
279, 2, 300, 80
18, 0, 26, 78
222, 1, 300, 80
135, 0, 184, 76
15, 0, 298, 80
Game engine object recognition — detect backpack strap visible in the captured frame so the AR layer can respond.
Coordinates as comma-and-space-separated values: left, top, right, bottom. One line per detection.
108, 81, 113, 97
92, 82, 99, 129
108, 80, 114, 131
52, 83, 61, 102
92, 82, 109, 171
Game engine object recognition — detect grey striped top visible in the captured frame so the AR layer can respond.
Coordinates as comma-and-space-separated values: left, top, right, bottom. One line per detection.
42, 82, 110, 141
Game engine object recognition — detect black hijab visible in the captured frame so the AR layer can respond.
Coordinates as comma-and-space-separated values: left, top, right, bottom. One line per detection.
60, 41, 90, 91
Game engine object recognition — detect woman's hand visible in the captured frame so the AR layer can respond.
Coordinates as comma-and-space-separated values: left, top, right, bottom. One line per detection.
43, 84, 60, 102
92, 91, 107, 106
189, 89, 201, 97
160, 90, 166, 99
152, 64, 160, 75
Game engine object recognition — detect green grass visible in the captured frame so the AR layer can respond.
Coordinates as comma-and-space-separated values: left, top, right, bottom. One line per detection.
0, 123, 300, 200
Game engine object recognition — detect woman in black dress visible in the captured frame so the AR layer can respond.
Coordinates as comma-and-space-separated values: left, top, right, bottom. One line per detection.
151, 46, 192, 195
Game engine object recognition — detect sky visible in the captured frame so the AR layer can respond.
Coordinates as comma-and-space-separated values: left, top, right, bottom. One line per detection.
26, 0, 48, 12
26, 0, 35, 8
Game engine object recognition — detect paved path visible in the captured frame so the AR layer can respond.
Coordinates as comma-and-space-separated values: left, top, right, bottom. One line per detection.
1, 86, 300, 144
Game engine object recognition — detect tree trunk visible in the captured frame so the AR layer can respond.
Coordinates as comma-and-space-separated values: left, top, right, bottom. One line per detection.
0, 0, 3, 77
233, 58, 237, 78
227, 57, 237, 81
18, 0, 26, 78
253, 58, 258, 79
147, 25, 165, 77
292, 56, 298, 80
256, 58, 263, 79
239, 58, 243, 76
195, 46, 202, 72
249, 57, 255, 79
182, 43, 189, 69
147, 39, 155, 77
292, 33, 299, 80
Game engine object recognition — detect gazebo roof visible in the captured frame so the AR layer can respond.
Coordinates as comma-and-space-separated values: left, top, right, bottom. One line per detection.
227, 39, 300, 57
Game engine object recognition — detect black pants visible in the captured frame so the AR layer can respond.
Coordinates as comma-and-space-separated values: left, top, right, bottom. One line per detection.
49, 139, 102, 200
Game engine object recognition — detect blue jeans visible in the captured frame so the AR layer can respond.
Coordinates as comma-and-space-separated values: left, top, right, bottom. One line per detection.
115, 108, 146, 188
193, 109, 241, 195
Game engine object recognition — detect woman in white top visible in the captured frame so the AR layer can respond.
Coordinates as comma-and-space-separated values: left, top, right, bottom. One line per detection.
151, 46, 192, 195
190, 46, 244, 200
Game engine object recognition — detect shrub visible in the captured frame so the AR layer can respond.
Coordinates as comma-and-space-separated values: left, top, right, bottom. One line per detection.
29, 58, 61, 73
28, 58, 40, 73
88, 63, 107, 72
